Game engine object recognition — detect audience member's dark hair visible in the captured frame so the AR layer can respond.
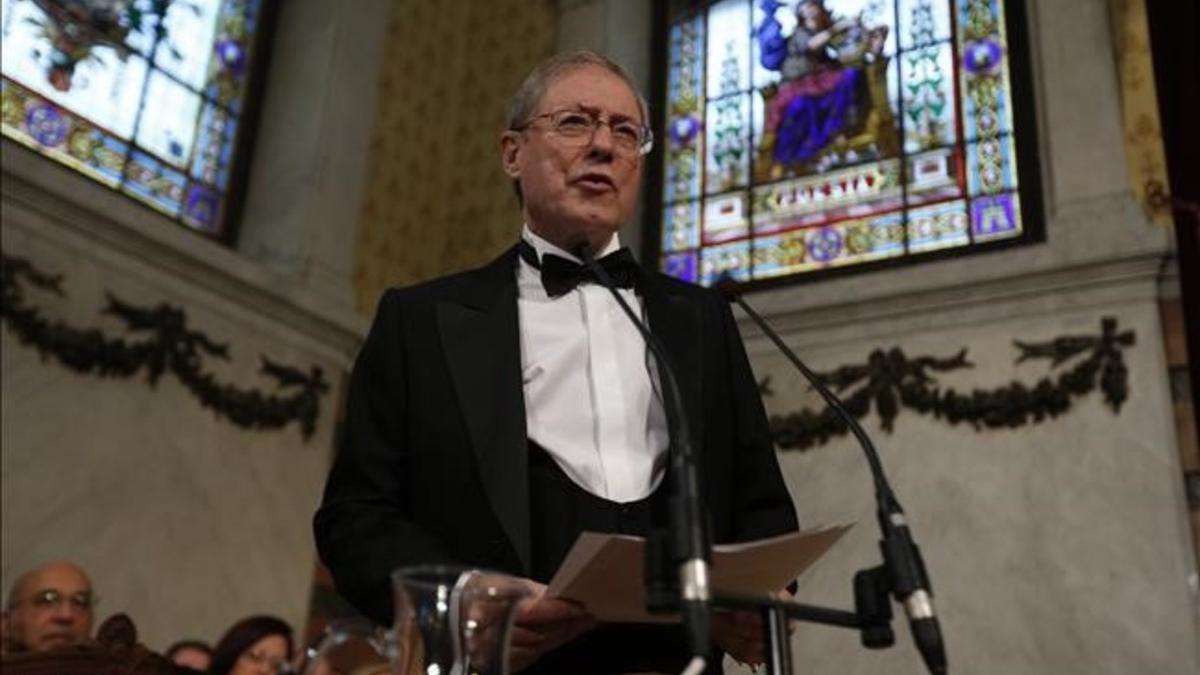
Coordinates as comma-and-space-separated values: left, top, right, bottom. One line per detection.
208, 615, 293, 675
165, 639, 212, 659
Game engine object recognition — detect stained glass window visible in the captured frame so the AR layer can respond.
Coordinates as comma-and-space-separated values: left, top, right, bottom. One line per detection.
659, 0, 1037, 286
1, 0, 272, 237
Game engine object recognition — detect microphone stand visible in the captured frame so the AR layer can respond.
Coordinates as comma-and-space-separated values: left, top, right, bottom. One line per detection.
577, 245, 712, 675
716, 279, 948, 675
576, 247, 946, 675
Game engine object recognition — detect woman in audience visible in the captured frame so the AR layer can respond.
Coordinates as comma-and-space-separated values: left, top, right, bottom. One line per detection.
208, 615, 293, 675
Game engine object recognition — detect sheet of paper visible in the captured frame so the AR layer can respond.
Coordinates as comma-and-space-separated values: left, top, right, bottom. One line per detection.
545, 525, 852, 623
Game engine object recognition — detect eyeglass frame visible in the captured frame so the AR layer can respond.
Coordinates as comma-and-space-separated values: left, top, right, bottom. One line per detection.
513, 107, 655, 157
14, 588, 98, 612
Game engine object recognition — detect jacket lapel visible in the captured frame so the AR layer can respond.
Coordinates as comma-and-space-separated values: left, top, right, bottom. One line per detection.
432, 252, 705, 575
436, 247, 531, 573
640, 275, 704, 450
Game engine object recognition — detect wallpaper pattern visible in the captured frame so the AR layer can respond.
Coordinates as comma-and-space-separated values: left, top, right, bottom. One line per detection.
353, 0, 558, 314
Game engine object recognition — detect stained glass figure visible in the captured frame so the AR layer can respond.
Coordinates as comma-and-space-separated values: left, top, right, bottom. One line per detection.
661, 0, 1030, 285
1, 0, 269, 237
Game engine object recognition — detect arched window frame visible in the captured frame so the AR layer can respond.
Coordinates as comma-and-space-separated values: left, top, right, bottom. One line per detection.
645, 0, 1045, 290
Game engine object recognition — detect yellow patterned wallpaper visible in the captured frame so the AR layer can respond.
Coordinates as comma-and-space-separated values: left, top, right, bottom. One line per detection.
1110, 0, 1171, 225
353, 0, 557, 314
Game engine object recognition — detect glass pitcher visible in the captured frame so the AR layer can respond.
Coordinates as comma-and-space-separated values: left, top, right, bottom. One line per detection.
392, 566, 531, 675
304, 566, 530, 675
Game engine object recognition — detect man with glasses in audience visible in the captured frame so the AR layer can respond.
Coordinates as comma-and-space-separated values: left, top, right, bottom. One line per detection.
1, 561, 95, 653
316, 50, 798, 674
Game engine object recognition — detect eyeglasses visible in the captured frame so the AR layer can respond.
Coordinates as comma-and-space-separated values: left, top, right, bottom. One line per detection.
23, 589, 97, 612
516, 108, 654, 157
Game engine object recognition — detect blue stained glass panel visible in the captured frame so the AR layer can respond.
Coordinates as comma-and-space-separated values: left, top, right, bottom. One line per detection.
1, 78, 130, 186
752, 211, 904, 277
192, 101, 238, 188
665, 15, 705, 204
752, 1, 899, 87
662, 200, 701, 253
752, 159, 904, 235
706, 0, 751, 100
663, 250, 700, 283
906, 198, 970, 252
966, 134, 1017, 196
959, 58, 1013, 142
700, 240, 751, 286
705, 93, 751, 193
971, 191, 1021, 241
122, 0, 165, 56
0, 0, 148, 137
663, 0, 1030, 286
957, 0, 1015, 143
136, 69, 203, 169
750, 229, 807, 279
1, 0, 269, 237
905, 146, 964, 206
205, 0, 263, 113
123, 148, 187, 215
154, 0, 223, 89
702, 191, 750, 244
182, 181, 222, 232
900, 41, 959, 153
898, 0, 952, 48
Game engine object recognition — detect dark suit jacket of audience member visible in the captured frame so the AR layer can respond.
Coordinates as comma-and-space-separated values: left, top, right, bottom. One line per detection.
313, 245, 799, 624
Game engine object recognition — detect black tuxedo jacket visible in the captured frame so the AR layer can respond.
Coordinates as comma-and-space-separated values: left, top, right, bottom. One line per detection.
314, 245, 798, 626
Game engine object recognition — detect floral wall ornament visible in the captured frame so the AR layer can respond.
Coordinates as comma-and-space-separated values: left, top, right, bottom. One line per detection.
767, 317, 1135, 451
0, 253, 329, 439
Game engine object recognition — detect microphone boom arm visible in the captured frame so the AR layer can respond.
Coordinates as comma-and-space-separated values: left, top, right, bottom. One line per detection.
717, 279, 948, 675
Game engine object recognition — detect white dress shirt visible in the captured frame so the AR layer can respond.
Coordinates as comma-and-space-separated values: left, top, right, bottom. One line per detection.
517, 225, 669, 503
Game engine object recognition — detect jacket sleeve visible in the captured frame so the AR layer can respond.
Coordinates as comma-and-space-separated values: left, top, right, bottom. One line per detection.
313, 289, 459, 625
715, 294, 800, 543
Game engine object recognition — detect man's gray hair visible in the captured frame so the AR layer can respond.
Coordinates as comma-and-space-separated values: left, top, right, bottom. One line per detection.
505, 50, 651, 130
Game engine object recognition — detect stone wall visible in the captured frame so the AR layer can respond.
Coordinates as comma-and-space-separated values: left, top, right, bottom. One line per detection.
0, 0, 380, 650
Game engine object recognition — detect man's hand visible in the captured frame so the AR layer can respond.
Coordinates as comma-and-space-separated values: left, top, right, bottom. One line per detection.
711, 591, 794, 668
508, 580, 596, 673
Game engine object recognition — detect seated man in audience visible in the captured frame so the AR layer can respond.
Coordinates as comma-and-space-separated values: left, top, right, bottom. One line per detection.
1, 561, 95, 653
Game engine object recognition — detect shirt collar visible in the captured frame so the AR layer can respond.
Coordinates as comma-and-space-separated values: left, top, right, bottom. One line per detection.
521, 224, 621, 265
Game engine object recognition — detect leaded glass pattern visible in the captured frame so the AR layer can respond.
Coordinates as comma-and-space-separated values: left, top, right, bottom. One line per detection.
660, 0, 1030, 285
1, 0, 269, 236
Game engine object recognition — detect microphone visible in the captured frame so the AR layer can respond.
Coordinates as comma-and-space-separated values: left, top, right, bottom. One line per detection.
576, 243, 712, 674
715, 277, 947, 675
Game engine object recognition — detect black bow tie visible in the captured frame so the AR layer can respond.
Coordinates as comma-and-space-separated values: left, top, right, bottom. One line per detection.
518, 240, 641, 298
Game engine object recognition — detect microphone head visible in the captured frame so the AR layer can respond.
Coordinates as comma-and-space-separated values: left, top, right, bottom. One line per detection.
713, 273, 740, 301
911, 618, 947, 675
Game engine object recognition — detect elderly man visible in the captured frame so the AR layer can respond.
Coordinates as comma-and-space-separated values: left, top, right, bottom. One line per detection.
2, 561, 95, 653
314, 50, 798, 674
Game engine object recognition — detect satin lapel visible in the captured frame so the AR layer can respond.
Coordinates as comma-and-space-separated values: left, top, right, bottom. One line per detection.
641, 276, 704, 445
436, 248, 530, 573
